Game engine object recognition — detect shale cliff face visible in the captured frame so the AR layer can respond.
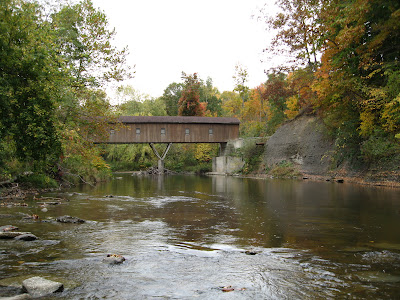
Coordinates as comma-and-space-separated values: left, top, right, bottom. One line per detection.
264, 115, 334, 175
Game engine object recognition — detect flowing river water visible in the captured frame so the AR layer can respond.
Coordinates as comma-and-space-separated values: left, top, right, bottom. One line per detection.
1, 174, 400, 299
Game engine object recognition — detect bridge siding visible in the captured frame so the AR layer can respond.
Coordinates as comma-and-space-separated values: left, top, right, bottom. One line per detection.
106, 123, 238, 143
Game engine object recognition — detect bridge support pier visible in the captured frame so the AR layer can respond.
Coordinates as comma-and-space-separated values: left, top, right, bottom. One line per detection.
158, 159, 165, 174
149, 143, 172, 174
219, 142, 227, 156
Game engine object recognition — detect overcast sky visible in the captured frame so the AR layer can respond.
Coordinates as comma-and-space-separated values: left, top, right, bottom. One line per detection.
91, 0, 275, 98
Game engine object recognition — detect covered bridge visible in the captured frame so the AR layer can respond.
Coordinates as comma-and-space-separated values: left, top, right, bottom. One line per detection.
104, 116, 240, 144
94, 116, 240, 172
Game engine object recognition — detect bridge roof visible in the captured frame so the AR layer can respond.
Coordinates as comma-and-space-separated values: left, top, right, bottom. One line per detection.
118, 116, 240, 125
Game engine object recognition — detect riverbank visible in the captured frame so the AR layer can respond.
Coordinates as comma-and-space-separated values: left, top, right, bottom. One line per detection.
245, 173, 400, 188
261, 114, 400, 189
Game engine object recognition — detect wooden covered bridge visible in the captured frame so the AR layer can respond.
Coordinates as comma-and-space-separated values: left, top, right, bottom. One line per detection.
94, 116, 240, 172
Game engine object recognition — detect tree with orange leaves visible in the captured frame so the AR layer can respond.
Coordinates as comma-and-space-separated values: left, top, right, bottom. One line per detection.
178, 72, 206, 117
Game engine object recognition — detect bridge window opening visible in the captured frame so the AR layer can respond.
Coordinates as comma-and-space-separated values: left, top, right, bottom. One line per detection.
185, 128, 190, 135
209, 128, 213, 135
136, 128, 141, 135
161, 128, 166, 135
110, 129, 115, 135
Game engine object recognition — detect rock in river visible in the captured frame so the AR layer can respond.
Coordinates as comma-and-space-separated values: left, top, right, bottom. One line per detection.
22, 277, 63, 298
0, 294, 31, 300
0, 232, 33, 239
0, 225, 19, 232
56, 215, 85, 224
102, 254, 126, 264
14, 233, 37, 241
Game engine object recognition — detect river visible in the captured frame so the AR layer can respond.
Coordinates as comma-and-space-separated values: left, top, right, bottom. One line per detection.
1, 174, 400, 299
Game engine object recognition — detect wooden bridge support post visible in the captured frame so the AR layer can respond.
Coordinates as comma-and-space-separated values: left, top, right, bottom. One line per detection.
149, 143, 172, 174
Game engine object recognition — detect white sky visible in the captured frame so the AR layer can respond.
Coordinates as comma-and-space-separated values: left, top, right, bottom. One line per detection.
91, 0, 276, 98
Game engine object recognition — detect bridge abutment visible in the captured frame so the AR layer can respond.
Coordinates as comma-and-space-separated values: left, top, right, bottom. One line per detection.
212, 156, 245, 175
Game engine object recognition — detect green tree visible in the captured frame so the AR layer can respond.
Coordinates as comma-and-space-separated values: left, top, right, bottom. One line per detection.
200, 77, 222, 116
117, 85, 166, 116
0, 0, 133, 184
0, 0, 62, 172
52, 0, 132, 89
233, 63, 249, 107
161, 82, 183, 116
262, 0, 323, 71
51, 0, 133, 182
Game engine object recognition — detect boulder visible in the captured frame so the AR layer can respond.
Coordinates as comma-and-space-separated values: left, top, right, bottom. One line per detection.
0, 294, 31, 299
0, 232, 31, 239
56, 215, 85, 224
0, 225, 18, 232
102, 254, 125, 264
14, 234, 37, 241
22, 277, 63, 298
0, 285, 25, 298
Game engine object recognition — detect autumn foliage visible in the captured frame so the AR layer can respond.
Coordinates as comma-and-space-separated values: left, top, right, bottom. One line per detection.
178, 73, 206, 117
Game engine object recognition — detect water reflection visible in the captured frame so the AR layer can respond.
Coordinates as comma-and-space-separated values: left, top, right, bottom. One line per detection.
1, 174, 400, 299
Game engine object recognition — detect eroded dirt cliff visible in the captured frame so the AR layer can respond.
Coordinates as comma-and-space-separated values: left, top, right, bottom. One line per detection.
263, 114, 400, 187
264, 114, 334, 176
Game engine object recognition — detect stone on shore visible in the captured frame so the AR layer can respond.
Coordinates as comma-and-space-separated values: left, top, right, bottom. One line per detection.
56, 215, 85, 224
22, 277, 63, 298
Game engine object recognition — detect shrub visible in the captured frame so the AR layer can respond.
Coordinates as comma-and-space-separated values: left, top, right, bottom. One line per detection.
361, 131, 400, 167
17, 173, 59, 189
241, 142, 264, 174
269, 160, 300, 178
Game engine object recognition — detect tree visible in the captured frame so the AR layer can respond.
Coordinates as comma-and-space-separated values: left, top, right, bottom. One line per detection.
52, 0, 133, 89
161, 82, 183, 116
178, 72, 205, 116
200, 77, 222, 116
117, 85, 166, 116
51, 0, 133, 182
261, 73, 293, 134
233, 63, 249, 107
262, 0, 323, 71
221, 91, 242, 118
313, 0, 400, 163
0, 0, 134, 183
0, 0, 62, 171
241, 88, 268, 137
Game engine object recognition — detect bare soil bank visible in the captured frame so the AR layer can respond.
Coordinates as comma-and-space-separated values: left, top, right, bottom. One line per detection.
262, 114, 400, 188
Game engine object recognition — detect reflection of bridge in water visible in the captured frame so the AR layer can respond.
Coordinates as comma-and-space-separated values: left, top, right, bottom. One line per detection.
94, 116, 240, 172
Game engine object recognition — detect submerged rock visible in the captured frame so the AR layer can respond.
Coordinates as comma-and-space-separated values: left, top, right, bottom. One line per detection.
102, 254, 126, 264
0, 284, 26, 298
22, 277, 63, 298
354, 271, 400, 283
0, 294, 31, 300
14, 233, 37, 241
0, 232, 31, 239
21, 214, 39, 221
0, 225, 19, 232
56, 215, 85, 224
